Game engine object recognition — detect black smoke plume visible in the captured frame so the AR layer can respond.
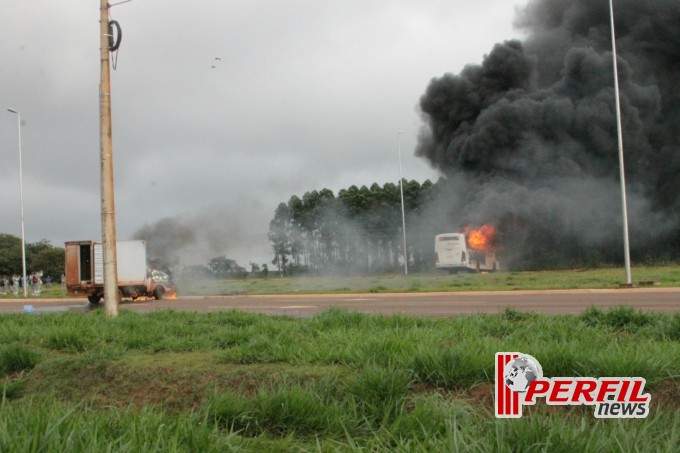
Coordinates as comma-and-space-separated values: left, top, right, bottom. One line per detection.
131, 202, 262, 271
416, 0, 680, 268
133, 217, 197, 267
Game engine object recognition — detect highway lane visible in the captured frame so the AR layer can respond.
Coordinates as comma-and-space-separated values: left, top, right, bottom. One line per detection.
1, 288, 678, 316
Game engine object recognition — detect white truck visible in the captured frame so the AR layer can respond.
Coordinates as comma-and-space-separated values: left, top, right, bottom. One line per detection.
64, 240, 174, 304
435, 233, 499, 273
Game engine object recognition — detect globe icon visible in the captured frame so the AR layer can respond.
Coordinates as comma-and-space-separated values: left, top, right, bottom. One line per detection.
503, 355, 542, 393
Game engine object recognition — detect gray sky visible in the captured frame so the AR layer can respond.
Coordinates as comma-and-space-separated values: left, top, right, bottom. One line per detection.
1, 0, 525, 266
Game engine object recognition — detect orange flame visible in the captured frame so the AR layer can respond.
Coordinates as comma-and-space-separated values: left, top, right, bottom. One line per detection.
464, 225, 496, 251
167, 293, 177, 300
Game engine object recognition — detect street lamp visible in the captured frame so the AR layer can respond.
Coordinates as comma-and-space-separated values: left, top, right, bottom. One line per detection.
608, 0, 633, 286
7, 108, 28, 297
397, 130, 408, 275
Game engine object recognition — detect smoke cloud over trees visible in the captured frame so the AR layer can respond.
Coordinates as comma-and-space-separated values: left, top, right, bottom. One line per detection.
416, 0, 680, 267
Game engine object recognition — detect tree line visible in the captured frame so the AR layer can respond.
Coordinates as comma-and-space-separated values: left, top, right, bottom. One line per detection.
267, 176, 680, 274
0, 234, 65, 280
268, 179, 453, 275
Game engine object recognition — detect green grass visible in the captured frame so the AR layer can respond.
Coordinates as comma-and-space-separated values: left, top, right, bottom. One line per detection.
0, 343, 42, 374
0, 308, 678, 451
173, 265, 680, 296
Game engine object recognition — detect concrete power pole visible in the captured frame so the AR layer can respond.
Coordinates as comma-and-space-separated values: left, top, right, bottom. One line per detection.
100, 0, 119, 317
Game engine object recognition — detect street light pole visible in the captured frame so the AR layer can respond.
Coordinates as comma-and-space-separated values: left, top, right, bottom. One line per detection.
397, 130, 408, 275
609, 0, 633, 286
7, 108, 28, 297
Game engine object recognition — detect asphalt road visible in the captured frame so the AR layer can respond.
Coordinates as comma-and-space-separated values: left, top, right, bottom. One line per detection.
1, 288, 678, 316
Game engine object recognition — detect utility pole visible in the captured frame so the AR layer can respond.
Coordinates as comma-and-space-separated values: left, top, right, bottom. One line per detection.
100, 0, 119, 316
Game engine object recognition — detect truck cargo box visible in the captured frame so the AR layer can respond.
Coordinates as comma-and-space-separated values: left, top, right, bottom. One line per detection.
92, 241, 147, 284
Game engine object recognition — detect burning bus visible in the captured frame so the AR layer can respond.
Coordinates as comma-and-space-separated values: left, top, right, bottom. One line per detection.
435, 225, 500, 273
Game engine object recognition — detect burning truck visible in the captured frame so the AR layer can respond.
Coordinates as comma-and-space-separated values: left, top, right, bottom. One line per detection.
435, 225, 500, 273
64, 240, 174, 304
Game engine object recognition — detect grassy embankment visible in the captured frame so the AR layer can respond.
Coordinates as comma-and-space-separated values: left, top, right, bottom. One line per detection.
1, 307, 679, 451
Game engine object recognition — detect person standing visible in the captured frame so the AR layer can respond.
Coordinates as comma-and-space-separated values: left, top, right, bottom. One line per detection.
32, 272, 43, 296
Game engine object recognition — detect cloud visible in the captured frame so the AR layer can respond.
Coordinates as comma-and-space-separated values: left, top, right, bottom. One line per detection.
0, 0, 527, 266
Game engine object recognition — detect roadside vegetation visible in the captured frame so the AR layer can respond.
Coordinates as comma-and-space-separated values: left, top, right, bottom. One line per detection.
0, 234, 64, 286
175, 265, 680, 296
3, 265, 680, 299
1, 307, 679, 451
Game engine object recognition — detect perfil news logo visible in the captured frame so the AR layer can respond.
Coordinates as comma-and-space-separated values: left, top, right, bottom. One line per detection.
495, 353, 651, 419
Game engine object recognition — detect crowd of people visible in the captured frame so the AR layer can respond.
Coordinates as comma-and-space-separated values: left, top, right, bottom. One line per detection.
0, 272, 64, 297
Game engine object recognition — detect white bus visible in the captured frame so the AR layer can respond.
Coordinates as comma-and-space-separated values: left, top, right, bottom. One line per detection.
435, 233, 499, 273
